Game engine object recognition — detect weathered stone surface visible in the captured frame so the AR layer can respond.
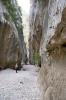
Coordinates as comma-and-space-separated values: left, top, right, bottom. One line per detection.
0, 21, 21, 69
29, 0, 66, 100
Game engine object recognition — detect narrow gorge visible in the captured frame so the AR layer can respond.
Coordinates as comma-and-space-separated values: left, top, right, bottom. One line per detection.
0, 0, 66, 100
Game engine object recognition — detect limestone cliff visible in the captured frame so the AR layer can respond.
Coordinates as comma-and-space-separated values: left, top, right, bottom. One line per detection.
29, 0, 66, 100
0, 0, 26, 69
29, 0, 43, 65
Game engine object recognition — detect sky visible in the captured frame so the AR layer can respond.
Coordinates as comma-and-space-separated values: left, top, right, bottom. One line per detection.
17, 0, 30, 49
17, 0, 30, 15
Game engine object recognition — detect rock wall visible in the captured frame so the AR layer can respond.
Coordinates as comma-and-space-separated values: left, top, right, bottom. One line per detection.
29, 0, 66, 100
0, 0, 26, 69
11, 0, 27, 63
29, 0, 43, 64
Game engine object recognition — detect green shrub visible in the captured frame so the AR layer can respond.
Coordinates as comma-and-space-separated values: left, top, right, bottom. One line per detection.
38, 0, 43, 3
2, 0, 16, 21
3, 13, 10, 21
33, 52, 41, 65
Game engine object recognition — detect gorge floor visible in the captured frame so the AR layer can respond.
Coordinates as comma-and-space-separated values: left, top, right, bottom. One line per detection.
0, 65, 40, 100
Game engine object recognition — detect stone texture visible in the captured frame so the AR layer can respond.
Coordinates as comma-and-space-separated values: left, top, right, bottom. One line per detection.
29, 0, 66, 100
0, 21, 19, 69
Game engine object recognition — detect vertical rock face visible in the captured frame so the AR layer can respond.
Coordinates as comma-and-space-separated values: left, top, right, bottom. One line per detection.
29, 0, 44, 64
29, 0, 66, 100
0, 0, 26, 69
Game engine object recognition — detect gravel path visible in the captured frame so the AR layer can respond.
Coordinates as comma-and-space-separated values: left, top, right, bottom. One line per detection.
0, 65, 40, 100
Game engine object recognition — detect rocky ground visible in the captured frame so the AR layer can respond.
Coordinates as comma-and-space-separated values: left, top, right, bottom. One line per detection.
0, 65, 40, 100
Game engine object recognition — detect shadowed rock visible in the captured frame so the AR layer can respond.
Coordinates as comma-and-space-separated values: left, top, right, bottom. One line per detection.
0, 1, 26, 69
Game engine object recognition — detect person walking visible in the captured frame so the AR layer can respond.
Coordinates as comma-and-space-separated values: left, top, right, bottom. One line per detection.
15, 63, 18, 73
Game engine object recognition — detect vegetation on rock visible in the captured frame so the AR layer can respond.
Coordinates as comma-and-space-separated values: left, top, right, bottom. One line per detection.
33, 52, 41, 66
2, 0, 23, 34
2, 0, 16, 21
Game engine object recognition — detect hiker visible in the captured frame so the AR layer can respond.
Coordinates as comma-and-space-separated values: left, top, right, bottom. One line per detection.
15, 63, 18, 73
17, 61, 22, 70
24, 54, 28, 64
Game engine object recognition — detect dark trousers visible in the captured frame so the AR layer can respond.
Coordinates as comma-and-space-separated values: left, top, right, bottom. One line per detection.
16, 69, 18, 73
